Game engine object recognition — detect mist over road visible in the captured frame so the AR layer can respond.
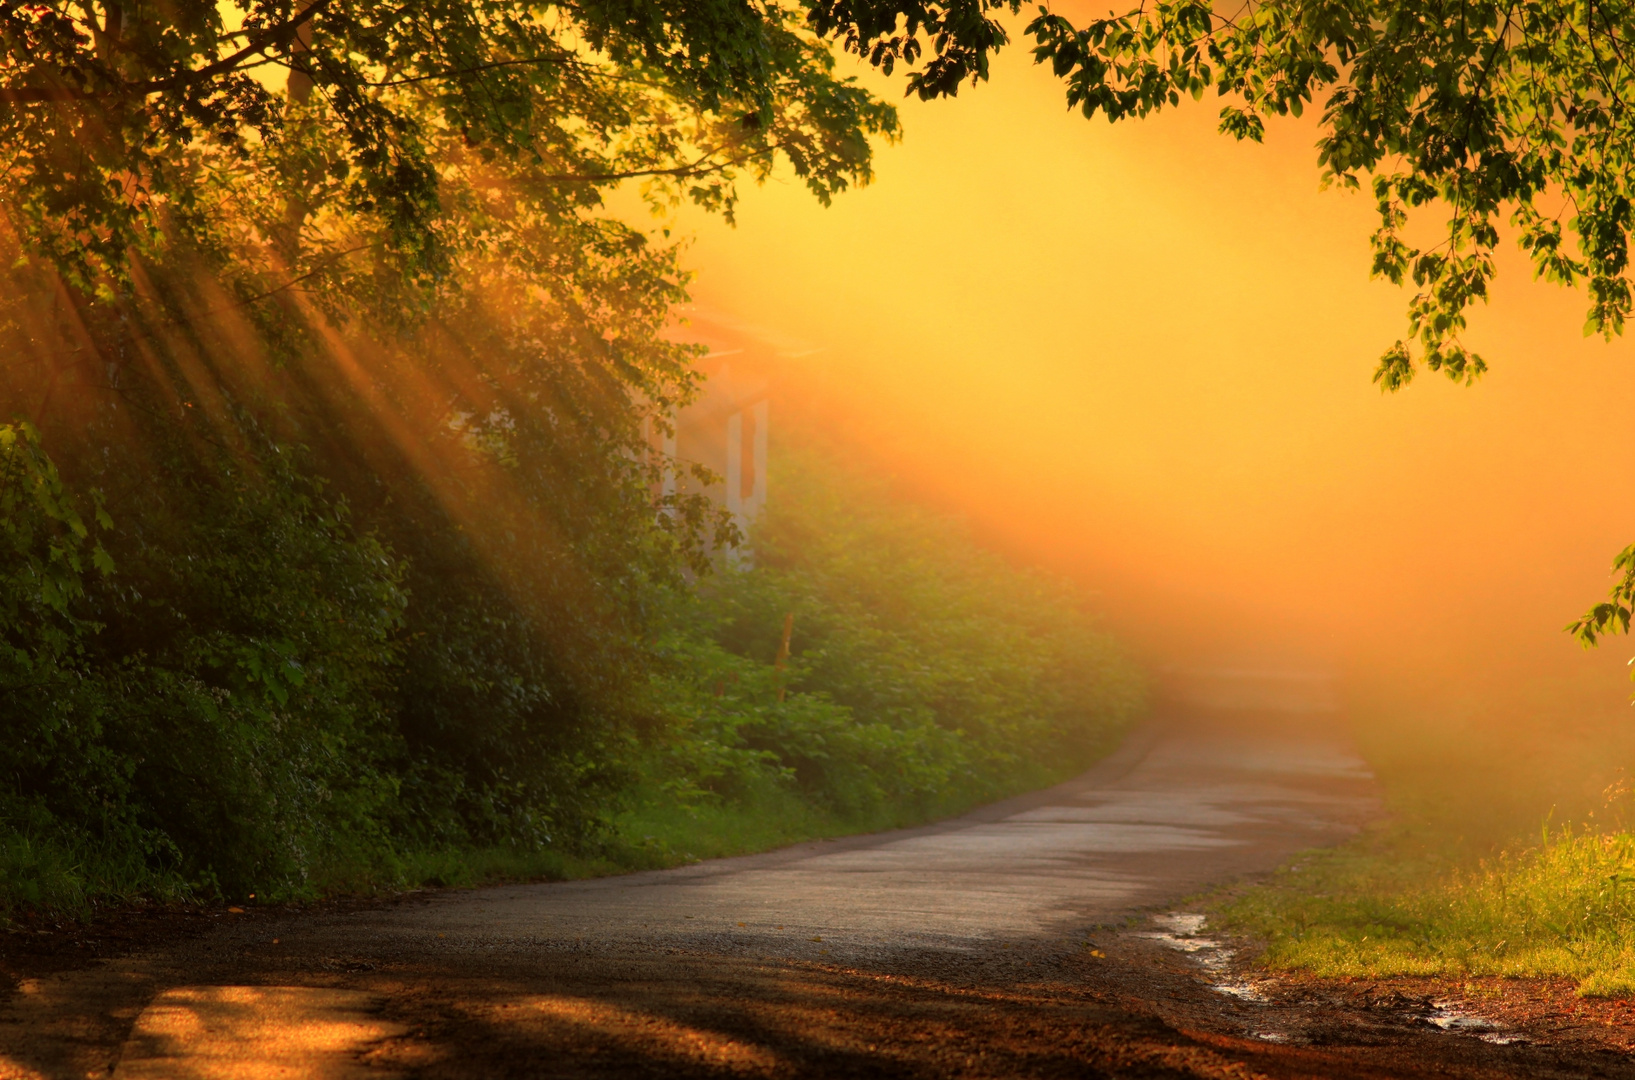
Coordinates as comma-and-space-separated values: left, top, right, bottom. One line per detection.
11, 714, 1602, 1079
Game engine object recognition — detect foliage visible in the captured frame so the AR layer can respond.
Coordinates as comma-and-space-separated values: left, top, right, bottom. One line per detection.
651, 630, 968, 817
0, 0, 898, 286
641, 426, 1147, 825
0, 0, 909, 871
0, 412, 414, 901
1569, 543, 1635, 644
1221, 822, 1635, 997
0, 0, 1148, 915
0, 383, 1146, 910
806, 0, 1018, 97
0, 419, 111, 675
0, 185, 699, 899
1216, 684, 1635, 997
1568, 544, 1635, 699
1027, 0, 1635, 390
804, 0, 1635, 389
0, 0, 902, 908
26, 0, 1635, 388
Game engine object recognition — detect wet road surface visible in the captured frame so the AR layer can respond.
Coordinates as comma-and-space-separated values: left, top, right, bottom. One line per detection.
5, 711, 1629, 1078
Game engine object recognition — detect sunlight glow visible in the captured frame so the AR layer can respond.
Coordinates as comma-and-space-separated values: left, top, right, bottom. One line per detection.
511, 995, 779, 1071
671, 45, 1635, 710
112, 986, 404, 1079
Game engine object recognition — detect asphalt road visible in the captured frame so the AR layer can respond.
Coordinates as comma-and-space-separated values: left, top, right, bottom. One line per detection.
9, 711, 1615, 1079
385, 713, 1380, 968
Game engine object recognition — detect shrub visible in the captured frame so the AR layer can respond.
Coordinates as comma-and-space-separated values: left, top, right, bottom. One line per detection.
643, 426, 1147, 824
0, 422, 410, 902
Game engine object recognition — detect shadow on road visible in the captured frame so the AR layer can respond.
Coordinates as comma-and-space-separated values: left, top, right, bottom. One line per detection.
3, 708, 1630, 1078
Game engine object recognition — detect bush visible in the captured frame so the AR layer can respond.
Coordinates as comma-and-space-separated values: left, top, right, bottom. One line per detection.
640, 427, 1147, 827
0, 422, 409, 903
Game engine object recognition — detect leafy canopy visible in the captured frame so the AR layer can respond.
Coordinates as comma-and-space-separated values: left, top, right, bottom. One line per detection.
0, 0, 910, 894
12, 0, 1635, 646
0, 0, 897, 286
15, 0, 1622, 383
810, 0, 1635, 391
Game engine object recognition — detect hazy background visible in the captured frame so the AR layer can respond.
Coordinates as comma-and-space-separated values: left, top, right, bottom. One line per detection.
655, 41, 1635, 822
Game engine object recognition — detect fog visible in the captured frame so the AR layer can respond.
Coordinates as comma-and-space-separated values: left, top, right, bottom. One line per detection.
664, 45, 1635, 816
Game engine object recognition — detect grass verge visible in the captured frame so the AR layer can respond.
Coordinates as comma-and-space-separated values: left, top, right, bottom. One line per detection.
400, 757, 1100, 893
1, 753, 1109, 925
1218, 824, 1635, 997
1214, 678, 1635, 998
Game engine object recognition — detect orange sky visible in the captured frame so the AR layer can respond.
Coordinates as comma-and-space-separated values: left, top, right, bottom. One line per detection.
661, 43, 1635, 707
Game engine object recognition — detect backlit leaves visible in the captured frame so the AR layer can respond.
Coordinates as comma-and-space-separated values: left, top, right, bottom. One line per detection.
1015, 0, 1635, 383
1569, 544, 1635, 648
806, 0, 1635, 386
0, 1, 900, 286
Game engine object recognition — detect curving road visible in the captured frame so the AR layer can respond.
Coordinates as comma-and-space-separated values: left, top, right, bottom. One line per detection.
386, 715, 1380, 967
16, 710, 1591, 1079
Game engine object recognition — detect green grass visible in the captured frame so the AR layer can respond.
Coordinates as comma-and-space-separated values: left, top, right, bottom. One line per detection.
1, 757, 1097, 927
1214, 673, 1635, 997
1219, 824, 1635, 996
376, 751, 1106, 898
611, 768, 1034, 867
615, 777, 849, 866
0, 828, 193, 916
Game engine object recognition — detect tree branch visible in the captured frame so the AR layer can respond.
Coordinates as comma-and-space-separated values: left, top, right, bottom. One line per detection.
0, 0, 331, 103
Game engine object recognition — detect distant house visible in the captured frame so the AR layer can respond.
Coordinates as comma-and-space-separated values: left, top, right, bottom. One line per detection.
653, 308, 808, 560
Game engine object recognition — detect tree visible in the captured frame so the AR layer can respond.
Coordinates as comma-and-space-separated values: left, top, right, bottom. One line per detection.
0, 0, 903, 889
0, 0, 897, 287
799, 0, 1635, 649
9, 0, 1635, 669
10, 0, 1632, 394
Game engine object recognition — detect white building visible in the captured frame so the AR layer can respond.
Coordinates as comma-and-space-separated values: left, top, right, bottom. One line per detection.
654, 309, 794, 560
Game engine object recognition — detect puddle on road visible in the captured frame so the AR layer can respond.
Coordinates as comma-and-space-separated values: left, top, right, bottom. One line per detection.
1425, 1004, 1498, 1032
1211, 980, 1270, 1003
1132, 913, 1269, 1003
1134, 913, 1230, 963
1147, 913, 1209, 940
1424, 1000, 1521, 1043
1135, 915, 1519, 1041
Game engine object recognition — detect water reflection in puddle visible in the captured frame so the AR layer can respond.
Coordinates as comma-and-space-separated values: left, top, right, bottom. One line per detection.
1133, 913, 1524, 1046
1425, 1000, 1520, 1042
1134, 912, 1270, 1003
